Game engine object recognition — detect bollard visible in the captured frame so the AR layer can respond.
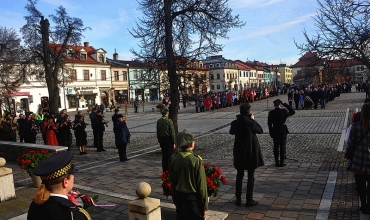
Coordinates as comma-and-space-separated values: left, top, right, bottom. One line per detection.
128, 182, 161, 220
0, 157, 16, 202
152, 108, 155, 112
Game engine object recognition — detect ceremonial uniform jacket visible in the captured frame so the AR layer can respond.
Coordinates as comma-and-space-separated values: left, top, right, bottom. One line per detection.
170, 150, 208, 211
28, 196, 91, 220
156, 116, 175, 145
268, 104, 295, 138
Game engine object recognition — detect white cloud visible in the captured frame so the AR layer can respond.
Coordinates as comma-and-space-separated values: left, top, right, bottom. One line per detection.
118, 9, 129, 23
231, 13, 315, 42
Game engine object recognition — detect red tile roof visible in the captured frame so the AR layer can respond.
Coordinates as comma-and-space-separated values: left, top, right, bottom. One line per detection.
50, 43, 107, 64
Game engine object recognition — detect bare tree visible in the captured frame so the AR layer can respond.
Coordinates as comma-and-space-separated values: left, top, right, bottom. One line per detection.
0, 27, 29, 114
130, 0, 244, 133
296, 0, 370, 76
20, 0, 89, 115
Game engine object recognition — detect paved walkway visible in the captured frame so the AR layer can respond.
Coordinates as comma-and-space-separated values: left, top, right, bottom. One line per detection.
1, 90, 370, 219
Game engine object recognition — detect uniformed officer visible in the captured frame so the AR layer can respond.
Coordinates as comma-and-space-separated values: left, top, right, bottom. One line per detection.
157, 106, 176, 172
27, 151, 92, 220
170, 129, 208, 220
268, 99, 295, 167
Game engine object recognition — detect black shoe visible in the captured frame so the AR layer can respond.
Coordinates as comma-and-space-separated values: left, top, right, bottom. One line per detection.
246, 199, 258, 207
275, 163, 280, 167
97, 150, 101, 152
83, 152, 87, 154
101, 149, 106, 152
279, 163, 286, 167
79, 152, 84, 155
124, 158, 130, 161
235, 197, 241, 206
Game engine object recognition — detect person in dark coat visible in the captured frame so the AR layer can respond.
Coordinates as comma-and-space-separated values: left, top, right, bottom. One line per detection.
92, 110, 106, 152
311, 88, 320, 109
73, 115, 87, 155
318, 86, 327, 109
230, 103, 264, 207
58, 115, 72, 151
268, 99, 295, 167
114, 114, 131, 161
112, 109, 120, 129
293, 90, 300, 110
287, 90, 293, 107
27, 151, 91, 220
0, 118, 16, 142
24, 115, 37, 143
17, 114, 26, 142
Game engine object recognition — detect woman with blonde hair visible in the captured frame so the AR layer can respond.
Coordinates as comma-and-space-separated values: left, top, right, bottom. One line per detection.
28, 151, 91, 220
346, 102, 370, 214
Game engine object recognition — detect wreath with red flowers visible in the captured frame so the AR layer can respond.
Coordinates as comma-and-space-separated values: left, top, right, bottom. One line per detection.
161, 164, 227, 197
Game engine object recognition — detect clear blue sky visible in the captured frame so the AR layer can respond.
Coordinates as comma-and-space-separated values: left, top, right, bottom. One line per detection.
0, 0, 320, 66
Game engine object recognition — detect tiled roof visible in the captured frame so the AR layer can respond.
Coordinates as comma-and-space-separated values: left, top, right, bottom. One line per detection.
291, 52, 324, 67
50, 43, 106, 64
235, 60, 255, 70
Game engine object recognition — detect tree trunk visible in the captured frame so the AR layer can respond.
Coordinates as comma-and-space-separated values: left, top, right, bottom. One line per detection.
40, 17, 60, 116
164, 0, 179, 135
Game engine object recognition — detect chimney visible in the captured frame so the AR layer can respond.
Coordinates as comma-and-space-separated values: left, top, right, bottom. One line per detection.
113, 49, 118, 60
84, 42, 89, 47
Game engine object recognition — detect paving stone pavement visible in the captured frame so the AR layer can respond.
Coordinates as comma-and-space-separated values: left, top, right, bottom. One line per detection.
1, 90, 370, 219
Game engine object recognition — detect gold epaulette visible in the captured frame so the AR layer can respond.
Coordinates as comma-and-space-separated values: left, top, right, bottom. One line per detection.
194, 154, 203, 160
78, 207, 92, 220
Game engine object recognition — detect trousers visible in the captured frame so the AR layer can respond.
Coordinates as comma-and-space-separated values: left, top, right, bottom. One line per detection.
117, 143, 128, 161
173, 192, 204, 220
235, 168, 255, 200
158, 136, 173, 172
273, 135, 287, 164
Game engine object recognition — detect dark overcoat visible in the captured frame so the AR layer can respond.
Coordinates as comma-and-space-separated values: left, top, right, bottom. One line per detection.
230, 115, 264, 170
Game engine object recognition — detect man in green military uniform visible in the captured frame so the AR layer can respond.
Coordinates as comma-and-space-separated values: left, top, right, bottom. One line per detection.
157, 106, 176, 171
170, 129, 208, 220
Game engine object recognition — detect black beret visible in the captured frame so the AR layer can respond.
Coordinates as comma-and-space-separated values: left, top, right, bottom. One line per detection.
117, 114, 124, 118
96, 110, 102, 113
114, 109, 119, 112
34, 151, 78, 181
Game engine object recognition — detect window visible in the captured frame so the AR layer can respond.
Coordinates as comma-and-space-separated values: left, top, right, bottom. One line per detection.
80, 53, 87, 60
357, 67, 360, 71
98, 54, 104, 63
114, 71, 119, 81
101, 70, 106, 80
361, 66, 364, 71
83, 70, 89, 80
217, 84, 220, 89
227, 74, 229, 79
210, 64, 214, 68
70, 69, 77, 81
239, 72, 242, 77
210, 74, 214, 80
217, 74, 220, 79
67, 52, 74, 58
133, 70, 138, 79
123, 71, 128, 81
216, 63, 220, 67
211, 85, 214, 90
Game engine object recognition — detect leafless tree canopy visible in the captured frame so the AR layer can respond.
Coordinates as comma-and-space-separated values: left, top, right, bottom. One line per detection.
130, 0, 244, 133
0, 27, 29, 111
296, 0, 370, 69
20, 0, 89, 115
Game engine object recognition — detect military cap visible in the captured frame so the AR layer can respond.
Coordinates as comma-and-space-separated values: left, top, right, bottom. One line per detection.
5, 117, 11, 121
176, 129, 194, 149
273, 99, 282, 107
114, 109, 119, 112
160, 106, 169, 114
34, 151, 78, 181
117, 114, 124, 118
96, 109, 102, 113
